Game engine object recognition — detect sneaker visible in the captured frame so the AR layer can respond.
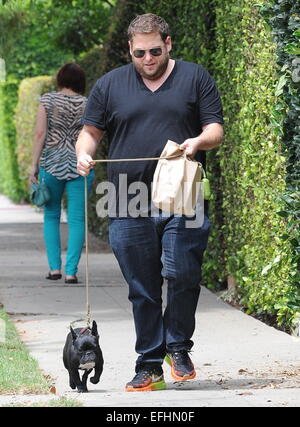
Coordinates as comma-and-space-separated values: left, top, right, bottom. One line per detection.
165, 350, 196, 381
125, 366, 166, 392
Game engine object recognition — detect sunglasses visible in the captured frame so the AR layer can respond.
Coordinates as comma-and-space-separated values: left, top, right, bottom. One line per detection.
132, 47, 163, 58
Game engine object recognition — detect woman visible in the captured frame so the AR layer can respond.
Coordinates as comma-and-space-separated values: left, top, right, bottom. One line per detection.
29, 63, 94, 284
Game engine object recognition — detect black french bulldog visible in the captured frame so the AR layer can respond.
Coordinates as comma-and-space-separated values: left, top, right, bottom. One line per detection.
63, 320, 103, 393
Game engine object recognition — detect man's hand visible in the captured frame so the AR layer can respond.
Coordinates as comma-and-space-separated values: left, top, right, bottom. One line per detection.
179, 137, 199, 159
77, 153, 96, 176
180, 123, 224, 158
76, 125, 104, 176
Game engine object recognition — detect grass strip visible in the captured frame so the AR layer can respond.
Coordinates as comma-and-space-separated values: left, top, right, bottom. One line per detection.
3, 397, 83, 407
0, 308, 50, 394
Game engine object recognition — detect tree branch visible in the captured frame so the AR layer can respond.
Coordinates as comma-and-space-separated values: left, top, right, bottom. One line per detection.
103, 0, 114, 8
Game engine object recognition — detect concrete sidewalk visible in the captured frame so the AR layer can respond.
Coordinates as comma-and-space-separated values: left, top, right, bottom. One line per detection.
0, 194, 300, 407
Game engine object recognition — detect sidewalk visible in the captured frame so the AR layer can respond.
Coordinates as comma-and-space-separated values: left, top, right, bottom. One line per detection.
0, 194, 300, 407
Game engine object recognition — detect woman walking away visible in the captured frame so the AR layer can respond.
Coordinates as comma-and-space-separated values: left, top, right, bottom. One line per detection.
29, 63, 94, 284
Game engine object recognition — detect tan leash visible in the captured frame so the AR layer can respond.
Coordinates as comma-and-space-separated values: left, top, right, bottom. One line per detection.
83, 152, 182, 327
92, 154, 182, 163
84, 175, 91, 328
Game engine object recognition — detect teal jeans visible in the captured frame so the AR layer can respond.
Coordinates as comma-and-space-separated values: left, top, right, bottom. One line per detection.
40, 167, 95, 276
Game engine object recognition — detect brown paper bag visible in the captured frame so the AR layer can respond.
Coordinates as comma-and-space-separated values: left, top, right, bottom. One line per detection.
152, 140, 202, 215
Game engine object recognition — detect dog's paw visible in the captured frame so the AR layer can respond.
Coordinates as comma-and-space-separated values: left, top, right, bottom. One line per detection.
90, 376, 99, 384
77, 387, 88, 393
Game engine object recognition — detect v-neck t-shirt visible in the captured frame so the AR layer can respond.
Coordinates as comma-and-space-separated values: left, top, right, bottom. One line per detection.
83, 60, 223, 212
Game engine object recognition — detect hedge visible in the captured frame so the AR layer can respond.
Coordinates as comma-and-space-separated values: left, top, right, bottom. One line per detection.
0, 79, 23, 201
262, 0, 300, 324
141, 0, 213, 70
15, 76, 55, 199
0, 84, 4, 192
205, 0, 299, 330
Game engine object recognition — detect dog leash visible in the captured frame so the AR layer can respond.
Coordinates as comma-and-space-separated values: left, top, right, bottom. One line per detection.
84, 176, 91, 328
92, 154, 182, 163
83, 152, 182, 327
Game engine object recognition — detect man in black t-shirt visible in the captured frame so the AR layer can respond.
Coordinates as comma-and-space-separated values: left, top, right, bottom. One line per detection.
76, 13, 223, 392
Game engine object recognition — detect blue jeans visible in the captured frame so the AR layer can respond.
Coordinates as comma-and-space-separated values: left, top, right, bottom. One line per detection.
40, 167, 94, 276
109, 213, 210, 367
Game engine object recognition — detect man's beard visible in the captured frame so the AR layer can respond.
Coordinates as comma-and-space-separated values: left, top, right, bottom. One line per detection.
133, 54, 169, 81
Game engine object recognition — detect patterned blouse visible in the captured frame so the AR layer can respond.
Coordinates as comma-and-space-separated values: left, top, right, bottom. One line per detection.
39, 92, 87, 180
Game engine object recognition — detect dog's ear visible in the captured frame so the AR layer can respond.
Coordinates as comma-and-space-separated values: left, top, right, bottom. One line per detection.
91, 320, 98, 337
70, 326, 78, 342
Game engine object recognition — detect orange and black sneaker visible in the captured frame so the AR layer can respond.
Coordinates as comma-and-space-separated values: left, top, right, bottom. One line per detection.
125, 366, 166, 392
165, 350, 196, 381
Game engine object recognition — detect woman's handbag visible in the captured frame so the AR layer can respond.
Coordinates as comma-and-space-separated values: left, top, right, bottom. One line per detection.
30, 179, 51, 207
152, 140, 204, 215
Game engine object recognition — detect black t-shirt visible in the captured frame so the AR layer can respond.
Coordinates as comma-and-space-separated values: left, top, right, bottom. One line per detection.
83, 59, 223, 216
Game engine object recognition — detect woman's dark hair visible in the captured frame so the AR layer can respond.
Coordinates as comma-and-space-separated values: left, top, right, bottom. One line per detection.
56, 63, 86, 95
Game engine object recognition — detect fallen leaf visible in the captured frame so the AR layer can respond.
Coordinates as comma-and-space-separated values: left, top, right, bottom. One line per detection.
50, 386, 56, 394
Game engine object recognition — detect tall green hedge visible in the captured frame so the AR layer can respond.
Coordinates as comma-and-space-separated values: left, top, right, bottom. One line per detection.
141, 0, 213, 70
0, 79, 23, 201
15, 76, 55, 198
262, 0, 300, 317
0, 84, 5, 192
205, 0, 299, 330
79, 47, 107, 95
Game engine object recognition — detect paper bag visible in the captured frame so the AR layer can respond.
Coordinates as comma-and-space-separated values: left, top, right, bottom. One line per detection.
152, 140, 202, 215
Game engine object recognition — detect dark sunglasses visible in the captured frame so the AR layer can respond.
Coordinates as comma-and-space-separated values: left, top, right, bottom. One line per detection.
132, 47, 163, 58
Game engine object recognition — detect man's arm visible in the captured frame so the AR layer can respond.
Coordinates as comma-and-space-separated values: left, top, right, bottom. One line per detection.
76, 125, 105, 176
180, 123, 224, 158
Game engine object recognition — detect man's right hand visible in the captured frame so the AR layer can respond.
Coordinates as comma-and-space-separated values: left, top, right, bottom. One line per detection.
76, 125, 104, 176
77, 153, 96, 176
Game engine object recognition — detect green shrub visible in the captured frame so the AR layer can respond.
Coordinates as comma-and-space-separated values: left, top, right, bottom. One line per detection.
15, 75, 55, 199
0, 84, 4, 191
0, 79, 23, 201
204, 0, 299, 329
79, 47, 107, 94
262, 0, 300, 318
141, 0, 213, 70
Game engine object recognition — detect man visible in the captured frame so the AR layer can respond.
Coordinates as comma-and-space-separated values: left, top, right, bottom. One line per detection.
76, 13, 223, 392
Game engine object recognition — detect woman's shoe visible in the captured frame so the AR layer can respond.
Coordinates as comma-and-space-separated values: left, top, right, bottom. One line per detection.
46, 272, 62, 280
65, 276, 78, 284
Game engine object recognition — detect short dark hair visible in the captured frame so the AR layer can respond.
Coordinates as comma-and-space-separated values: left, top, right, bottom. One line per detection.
56, 63, 86, 95
127, 13, 170, 42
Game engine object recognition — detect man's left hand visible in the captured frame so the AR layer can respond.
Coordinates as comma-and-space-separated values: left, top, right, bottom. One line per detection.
179, 137, 199, 159
180, 124, 224, 157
